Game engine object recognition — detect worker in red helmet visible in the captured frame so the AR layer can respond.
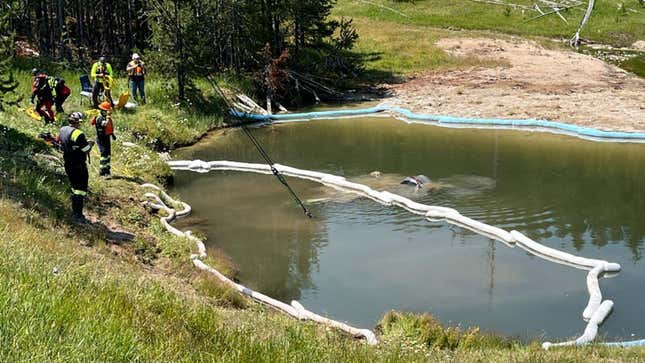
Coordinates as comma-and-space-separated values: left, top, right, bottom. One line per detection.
91, 101, 116, 177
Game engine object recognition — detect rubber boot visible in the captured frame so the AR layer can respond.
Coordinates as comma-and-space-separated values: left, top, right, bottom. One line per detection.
99, 167, 111, 177
99, 156, 111, 177
71, 195, 88, 224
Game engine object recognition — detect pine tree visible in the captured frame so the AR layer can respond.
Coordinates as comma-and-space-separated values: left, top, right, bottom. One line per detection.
0, 6, 20, 111
147, 0, 191, 100
2, 0, 359, 102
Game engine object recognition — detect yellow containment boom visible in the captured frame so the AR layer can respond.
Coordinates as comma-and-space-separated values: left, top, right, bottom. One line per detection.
26, 107, 42, 121
115, 92, 130, 110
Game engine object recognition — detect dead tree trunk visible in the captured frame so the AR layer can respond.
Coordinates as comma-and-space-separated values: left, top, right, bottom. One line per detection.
571, 0, 595, 46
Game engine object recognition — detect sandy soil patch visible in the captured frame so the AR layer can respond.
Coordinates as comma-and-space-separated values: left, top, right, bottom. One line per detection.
385, 37, 645, 132
632, 40, 645, 52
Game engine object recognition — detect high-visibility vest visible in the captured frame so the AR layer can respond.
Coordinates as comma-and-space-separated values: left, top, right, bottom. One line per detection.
127, 60, 146, 77
59, 126, 90, 163
47, 77, 66, 97
92, 115, 114, 136
91, 62, 114, 83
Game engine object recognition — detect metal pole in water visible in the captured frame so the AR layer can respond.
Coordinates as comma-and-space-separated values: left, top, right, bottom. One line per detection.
207, 77, 313, 218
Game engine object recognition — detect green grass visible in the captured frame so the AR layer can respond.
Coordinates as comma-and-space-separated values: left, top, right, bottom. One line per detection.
335, 0, 645, 47
621, 53, 645, 77
346, 17, 504, 80
0, 202, 380, 361
379, 311, 512, 350
333, 0, 644, 80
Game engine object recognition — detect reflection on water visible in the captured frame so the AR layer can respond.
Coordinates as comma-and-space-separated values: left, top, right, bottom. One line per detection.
172, 117, 645, 340
175, 174, 325, 300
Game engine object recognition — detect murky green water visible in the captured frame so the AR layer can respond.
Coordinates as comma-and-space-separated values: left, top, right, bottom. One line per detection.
172, 117, 645, 341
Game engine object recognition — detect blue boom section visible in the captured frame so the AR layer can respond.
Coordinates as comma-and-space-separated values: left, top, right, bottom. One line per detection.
230, 106, 645, 142
602, 339, 645, 347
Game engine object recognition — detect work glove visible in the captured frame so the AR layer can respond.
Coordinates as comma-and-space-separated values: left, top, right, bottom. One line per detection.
111, 134, 116, 140
30, 96, 35, 104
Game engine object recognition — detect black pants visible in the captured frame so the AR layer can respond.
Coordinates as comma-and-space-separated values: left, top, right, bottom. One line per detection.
64, 162, 88, 216
97, 134, 111, 176
92, 82, 114, 108
55, 94, 69, 113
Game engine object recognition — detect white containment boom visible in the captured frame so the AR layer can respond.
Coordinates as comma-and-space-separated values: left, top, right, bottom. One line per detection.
153, 160, 623, 347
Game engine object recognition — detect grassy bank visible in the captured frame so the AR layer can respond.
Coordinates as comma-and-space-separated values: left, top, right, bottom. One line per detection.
0, 199, 381, 361
2, 58, 645, 360
333, 0, 644, 80
335, 0, 644, 46
344, 17, 504, 81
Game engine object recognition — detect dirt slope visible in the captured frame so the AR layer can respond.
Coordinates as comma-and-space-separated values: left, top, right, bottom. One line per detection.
386, 38, 645, 132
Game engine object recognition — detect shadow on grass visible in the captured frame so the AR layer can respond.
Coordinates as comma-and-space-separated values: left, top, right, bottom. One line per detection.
0, 124, 69, 221
91, 221, 136, 245
354, 51, 406, 85
1, 124, 141, 247
109, 174, 146, 184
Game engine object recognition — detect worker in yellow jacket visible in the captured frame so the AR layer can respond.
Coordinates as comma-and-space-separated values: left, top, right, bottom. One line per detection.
90, 56, 114, 108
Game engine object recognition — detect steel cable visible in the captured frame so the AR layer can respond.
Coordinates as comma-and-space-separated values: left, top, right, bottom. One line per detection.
207, 76, 312, 218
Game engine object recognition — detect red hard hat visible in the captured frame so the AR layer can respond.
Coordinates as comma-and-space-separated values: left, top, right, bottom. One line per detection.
98, 101, 113, 111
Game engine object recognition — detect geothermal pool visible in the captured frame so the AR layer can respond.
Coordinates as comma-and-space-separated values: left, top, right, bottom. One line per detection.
171, 116, 645, 341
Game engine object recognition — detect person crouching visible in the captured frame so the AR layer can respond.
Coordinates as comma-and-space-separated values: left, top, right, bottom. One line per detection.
92, 101, 116, 177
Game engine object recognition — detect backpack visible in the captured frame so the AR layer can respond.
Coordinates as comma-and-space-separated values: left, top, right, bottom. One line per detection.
33, 74, 52, 98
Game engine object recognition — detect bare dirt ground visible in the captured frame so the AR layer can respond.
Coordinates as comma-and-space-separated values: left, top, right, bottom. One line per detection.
384, 37, 645, 132
632, 40, 645, 52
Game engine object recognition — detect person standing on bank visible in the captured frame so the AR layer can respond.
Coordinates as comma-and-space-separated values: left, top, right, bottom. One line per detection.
92, 101, 116, 177
126, 53, 147, 104
90, 56, 114, 108
58, 112, 94, 224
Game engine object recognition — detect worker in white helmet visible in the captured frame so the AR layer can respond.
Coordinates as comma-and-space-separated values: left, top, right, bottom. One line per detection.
126, 53, 147, 104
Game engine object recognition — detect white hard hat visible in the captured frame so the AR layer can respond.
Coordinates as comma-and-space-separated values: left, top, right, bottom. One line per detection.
69, 112, 84, 122
132, 53, 140, 60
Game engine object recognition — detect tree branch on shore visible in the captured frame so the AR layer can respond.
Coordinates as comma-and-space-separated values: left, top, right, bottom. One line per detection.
467, 0, 603, 47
